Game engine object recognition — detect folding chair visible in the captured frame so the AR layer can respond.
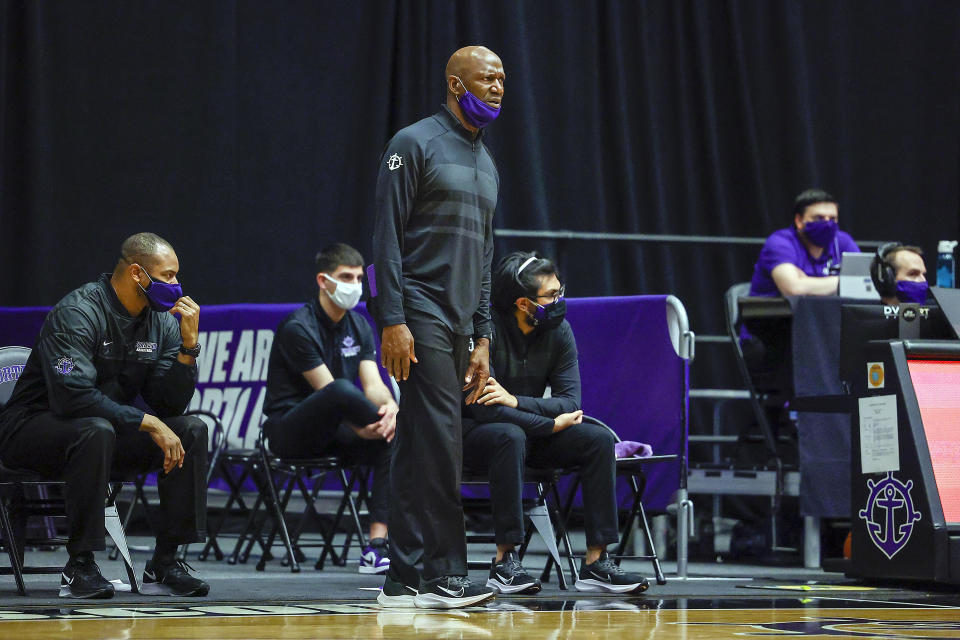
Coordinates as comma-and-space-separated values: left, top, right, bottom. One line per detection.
0, 346, 139, 595
723, 282, 794, 551
552, 416, 677, 586
201, 440, 261, 563
228, 428, 370, 572
462, 467, 578, 590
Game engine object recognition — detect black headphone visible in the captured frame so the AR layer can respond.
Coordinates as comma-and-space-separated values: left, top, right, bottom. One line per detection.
872, 242, 902, 298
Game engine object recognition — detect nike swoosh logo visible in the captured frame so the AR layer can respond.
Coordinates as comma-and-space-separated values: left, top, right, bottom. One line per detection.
496, 573, 515, 584
589, 571, 612, 582
144, 570, 157, 581
103, 341, 113, 346
437, 585, 465, 597
61, 572, 74, 585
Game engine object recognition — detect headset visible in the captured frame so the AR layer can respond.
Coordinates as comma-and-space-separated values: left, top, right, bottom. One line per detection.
872, 242, 902, 299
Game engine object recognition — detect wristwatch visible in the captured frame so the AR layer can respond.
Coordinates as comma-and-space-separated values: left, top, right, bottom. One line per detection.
179, 343, 202, 357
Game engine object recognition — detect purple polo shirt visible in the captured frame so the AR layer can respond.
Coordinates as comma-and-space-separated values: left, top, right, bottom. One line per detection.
748, 227, 860, 297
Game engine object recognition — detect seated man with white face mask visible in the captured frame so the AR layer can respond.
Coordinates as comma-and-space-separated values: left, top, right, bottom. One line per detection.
263, 242, 398, 575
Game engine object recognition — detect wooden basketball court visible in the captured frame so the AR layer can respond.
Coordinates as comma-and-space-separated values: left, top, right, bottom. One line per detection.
2, 596, 959, 638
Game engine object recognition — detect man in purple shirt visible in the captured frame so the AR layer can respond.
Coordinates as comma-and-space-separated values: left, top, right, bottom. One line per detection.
742, 188, 861, 398
749, 188, 860, 297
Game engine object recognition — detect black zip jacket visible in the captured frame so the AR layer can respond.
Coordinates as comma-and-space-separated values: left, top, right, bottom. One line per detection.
464, 309, 581, 438
372, 105, 498, 337
0, 274, 197, 446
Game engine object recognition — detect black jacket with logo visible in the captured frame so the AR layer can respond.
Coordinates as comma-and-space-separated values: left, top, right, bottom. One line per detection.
372, 106, 499, 337
0, 274, 197, 446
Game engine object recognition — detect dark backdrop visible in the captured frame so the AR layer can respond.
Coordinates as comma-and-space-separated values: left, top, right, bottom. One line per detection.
3, 0, 959, 339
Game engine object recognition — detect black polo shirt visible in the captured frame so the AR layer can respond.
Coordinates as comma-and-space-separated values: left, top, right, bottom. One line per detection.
263, 298, 376, 419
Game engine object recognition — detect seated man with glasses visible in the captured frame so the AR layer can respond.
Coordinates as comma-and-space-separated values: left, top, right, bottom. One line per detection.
462, 252, 649, 595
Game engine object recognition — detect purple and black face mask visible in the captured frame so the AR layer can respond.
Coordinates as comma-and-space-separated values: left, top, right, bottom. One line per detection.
454, 76, 501, 128
896, 280, 929, 305
135, 265, 182, 312
802, 219, 839, 248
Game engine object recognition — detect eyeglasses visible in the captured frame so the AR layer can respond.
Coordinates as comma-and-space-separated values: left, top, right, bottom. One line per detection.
530, 284, 565, 305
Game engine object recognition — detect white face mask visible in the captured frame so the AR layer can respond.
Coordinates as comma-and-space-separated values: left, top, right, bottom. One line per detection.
323, 273, 362, 310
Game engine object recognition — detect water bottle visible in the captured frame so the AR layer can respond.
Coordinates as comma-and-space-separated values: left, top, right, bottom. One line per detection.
937, 240, 957, 288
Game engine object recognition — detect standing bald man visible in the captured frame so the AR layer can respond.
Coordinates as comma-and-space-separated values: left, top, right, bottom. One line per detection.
372, 46, 504, 609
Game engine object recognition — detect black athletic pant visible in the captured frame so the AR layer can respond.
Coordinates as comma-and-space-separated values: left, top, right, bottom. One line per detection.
264, 379, 391, 524
463, 421, 620, 548
388, 312, 471, 584
0, 412, 207, 556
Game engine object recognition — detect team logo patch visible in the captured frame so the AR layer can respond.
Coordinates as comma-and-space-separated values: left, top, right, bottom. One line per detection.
858, 471, 921, 559
340, 335, 360, 357
387, 153, 403, 171
0, 364, 25, 383
54, 357, 76, 375
136, 341, 158, 353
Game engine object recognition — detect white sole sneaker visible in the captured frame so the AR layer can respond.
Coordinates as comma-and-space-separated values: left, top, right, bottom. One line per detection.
574, 578, 645, 593
413, 590, 495, 609
484, 578, 540, 594
377, 590, 417, 607
360, 564, 390, 575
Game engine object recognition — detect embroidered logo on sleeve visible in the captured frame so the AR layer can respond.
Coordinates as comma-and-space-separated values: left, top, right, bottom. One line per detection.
54, 357, 76, 375
340, 335, 361, 357
387, 153, 403, 171
136, 341, 158, 353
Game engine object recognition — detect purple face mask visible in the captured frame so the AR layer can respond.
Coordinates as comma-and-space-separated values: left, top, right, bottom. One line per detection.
135, 265, 183, 312
896, 280, 929, 304
803, 219, 839, 248
454, 76, 500, 128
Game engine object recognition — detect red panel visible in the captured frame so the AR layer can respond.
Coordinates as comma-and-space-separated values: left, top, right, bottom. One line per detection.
907, 360, 960, 523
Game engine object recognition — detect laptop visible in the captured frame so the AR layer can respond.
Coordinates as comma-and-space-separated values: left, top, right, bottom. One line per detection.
838, 252, 880, 300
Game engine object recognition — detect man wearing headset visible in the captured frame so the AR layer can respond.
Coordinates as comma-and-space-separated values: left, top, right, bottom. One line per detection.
263, 242, 398, 575
462, 252, 650, 595
870, 244, 929, 305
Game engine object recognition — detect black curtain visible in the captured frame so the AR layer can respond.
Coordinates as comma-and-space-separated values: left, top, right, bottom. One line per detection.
3, 0, 959, 340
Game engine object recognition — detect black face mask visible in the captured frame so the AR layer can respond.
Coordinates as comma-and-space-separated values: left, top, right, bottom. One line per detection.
527, 297, 567, 331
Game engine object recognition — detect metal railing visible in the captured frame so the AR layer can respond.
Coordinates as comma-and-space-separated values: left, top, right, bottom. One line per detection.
495, 228, 889, 249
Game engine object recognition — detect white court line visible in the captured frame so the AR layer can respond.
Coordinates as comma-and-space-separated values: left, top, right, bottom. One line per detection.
813, 596, 960, 609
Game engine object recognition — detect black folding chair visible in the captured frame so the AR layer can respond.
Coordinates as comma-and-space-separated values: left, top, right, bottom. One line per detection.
0, 346, 139, 595
462, 467, 578, 590
553, 416, 675, 586
228, 428, 370, 572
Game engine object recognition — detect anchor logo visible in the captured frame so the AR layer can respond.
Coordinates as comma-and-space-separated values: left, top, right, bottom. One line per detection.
858, 472, 921, 560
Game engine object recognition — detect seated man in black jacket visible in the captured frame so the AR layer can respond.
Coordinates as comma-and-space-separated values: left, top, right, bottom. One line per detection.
0, 232, 209, 599
463, 252, 648, 595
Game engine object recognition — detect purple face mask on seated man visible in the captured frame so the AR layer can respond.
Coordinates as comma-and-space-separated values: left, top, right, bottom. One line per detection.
135, 265, 183, 312
802, 219, 839, 248
896, 279, 929, 305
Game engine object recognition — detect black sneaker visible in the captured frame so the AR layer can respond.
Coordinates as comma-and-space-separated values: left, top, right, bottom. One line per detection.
485, 551, 542, 594
575, 551, 649, 594
414, 575, 496, 609
59, 555, 115, 599
377, 574, 418, 608
142, 558, 210, 596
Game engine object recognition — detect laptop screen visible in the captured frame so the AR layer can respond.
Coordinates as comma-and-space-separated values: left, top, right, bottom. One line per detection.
907, 359, 960, 524
839, 252, 879, 300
